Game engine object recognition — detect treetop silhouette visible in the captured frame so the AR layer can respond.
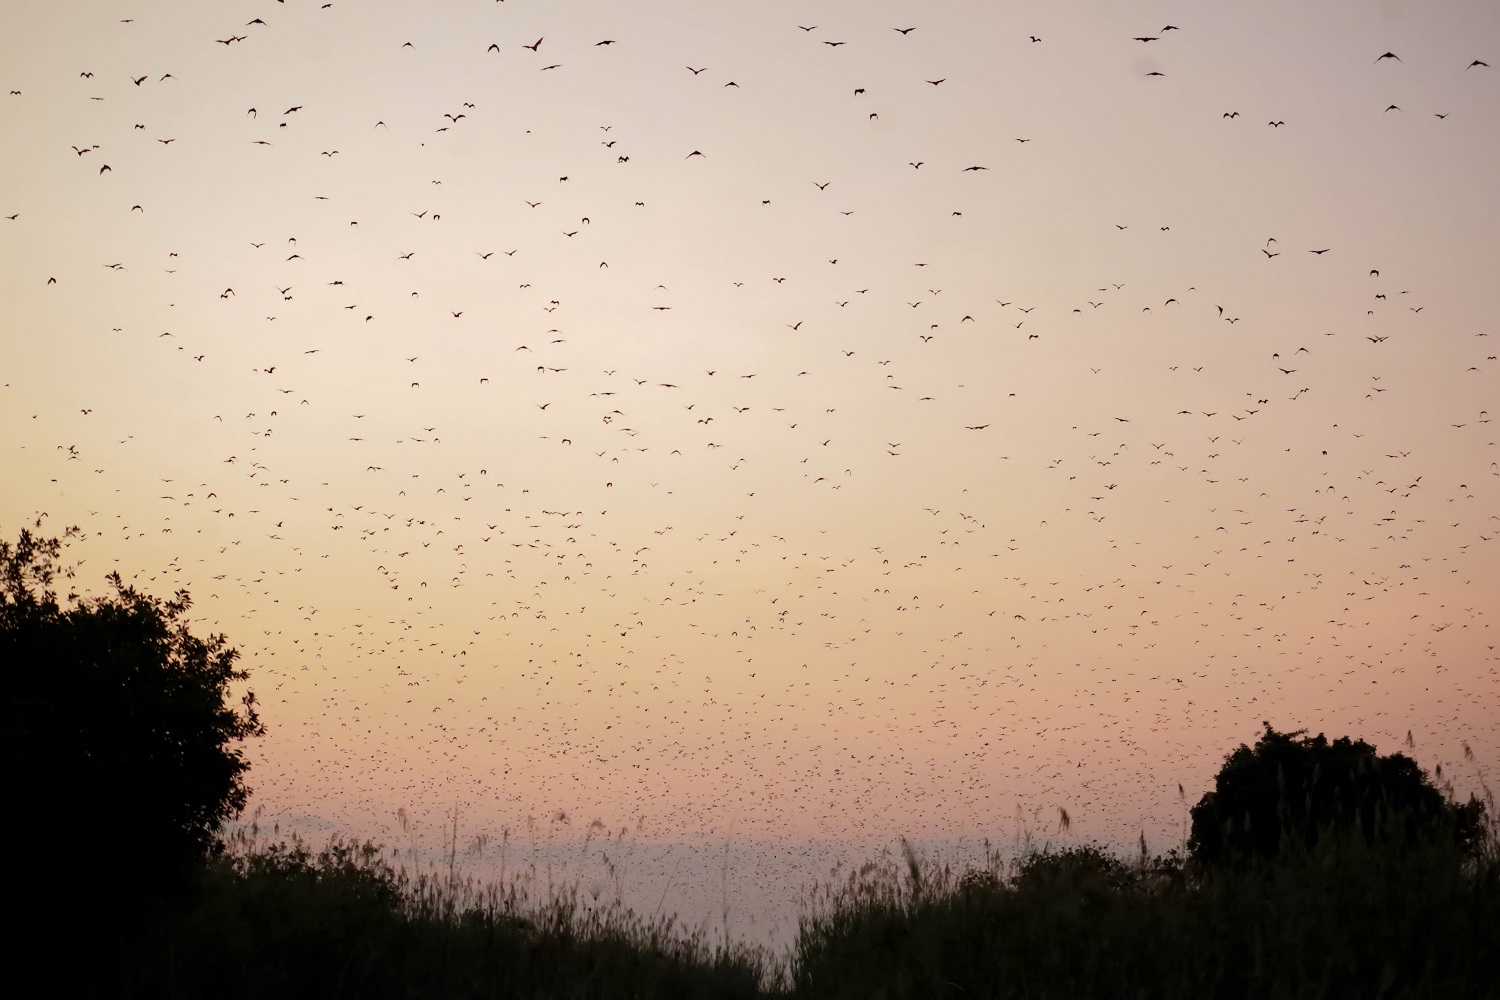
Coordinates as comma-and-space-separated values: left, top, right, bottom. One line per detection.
1, 521, 264, 910
1188, 722, 1487, 868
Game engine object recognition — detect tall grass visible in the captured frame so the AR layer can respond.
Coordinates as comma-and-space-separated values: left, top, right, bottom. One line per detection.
791, 797, 1500, 999
93, 826, 776, 1000
31, 784, 1499, 999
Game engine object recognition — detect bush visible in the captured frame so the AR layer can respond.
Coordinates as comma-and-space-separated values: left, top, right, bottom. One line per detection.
1, 523, 264, 983
1188, 723, 1487, 869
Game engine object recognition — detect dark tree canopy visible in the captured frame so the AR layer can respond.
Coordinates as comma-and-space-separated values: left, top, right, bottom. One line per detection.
1, 522, 264, 910
1188, 723, 1486, 868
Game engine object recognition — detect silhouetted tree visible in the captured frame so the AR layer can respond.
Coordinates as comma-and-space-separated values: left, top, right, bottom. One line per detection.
1, 522, 264, 922
1188, 723, 1486, 868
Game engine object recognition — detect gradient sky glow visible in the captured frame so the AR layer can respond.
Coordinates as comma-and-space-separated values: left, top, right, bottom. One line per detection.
3, 0, 1498, 946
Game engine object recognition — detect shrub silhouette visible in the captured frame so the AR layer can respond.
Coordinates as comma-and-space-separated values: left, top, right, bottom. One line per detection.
1013, 843, 1140, 895
1, 523, 264, 927
1188, 722, 1486, 868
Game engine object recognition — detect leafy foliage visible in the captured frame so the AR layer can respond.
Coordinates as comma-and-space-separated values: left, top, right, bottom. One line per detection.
1013, 842, 1141, 894
1, 522, 264, 914
1188, 723, 1487, 868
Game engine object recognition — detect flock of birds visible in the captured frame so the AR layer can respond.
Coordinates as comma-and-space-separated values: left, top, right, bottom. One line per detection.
3, 1, 1497, 944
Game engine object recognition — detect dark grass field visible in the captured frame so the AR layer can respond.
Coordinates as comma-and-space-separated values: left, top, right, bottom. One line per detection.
26, 809, 1500, 1000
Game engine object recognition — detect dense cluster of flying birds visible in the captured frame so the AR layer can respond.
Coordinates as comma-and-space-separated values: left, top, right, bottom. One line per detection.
4, 4, 1497, 923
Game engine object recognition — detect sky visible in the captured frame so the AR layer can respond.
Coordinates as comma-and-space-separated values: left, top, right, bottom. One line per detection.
2, 0, 1498, 947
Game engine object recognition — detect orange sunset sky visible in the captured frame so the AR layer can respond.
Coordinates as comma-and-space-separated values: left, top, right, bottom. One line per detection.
2, 0, 1497, 945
